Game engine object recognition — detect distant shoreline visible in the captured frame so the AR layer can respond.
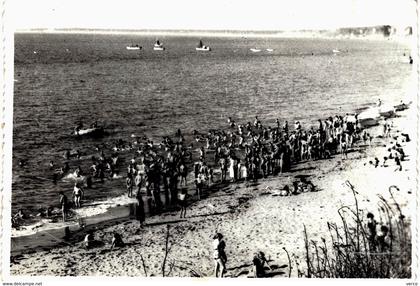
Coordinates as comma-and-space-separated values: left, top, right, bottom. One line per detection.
15, 26, 412, 42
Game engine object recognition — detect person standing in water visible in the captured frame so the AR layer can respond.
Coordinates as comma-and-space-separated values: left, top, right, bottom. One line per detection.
59, 191, 69, 222
72, 183, 84, 208
126, 174, 133, 197
135, 190, 146, 227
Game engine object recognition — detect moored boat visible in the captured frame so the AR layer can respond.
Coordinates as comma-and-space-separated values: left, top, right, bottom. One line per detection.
153, 40, 165, 51
250, 48, 261, 53
126, 45, 142, 50
378, 105, 395, 118
196, 40, 211, 51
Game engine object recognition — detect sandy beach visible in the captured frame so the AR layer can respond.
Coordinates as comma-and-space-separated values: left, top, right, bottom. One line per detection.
9, 106, 416, 277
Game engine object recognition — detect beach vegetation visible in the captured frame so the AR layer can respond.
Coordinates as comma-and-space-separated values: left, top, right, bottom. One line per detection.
301, 181, 411, 278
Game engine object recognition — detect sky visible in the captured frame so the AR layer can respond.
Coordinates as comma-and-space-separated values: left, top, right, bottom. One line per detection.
9, 0, 417, 31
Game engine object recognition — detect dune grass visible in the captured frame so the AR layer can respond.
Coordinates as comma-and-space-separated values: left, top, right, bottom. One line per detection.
301, 181, 411, 278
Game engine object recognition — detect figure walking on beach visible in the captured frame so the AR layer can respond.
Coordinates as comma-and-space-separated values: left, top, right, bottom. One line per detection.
213, 233, 227, 277
135, 190, 146, 227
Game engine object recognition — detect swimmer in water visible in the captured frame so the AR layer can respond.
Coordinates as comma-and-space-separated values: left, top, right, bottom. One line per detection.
18, 159, 27, 168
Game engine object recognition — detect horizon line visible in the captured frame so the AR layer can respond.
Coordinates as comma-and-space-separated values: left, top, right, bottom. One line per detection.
16, 24, 409, 33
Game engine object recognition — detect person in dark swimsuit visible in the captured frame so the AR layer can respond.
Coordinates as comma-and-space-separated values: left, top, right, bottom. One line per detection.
366, 212, 377, 252
59, 191, 69, 222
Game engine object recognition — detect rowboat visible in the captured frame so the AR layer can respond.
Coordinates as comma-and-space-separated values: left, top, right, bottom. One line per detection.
378, 105, 395, 118
358, 108, 380, 128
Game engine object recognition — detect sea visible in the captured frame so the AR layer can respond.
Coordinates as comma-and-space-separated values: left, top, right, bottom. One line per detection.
12, 33, 413, 237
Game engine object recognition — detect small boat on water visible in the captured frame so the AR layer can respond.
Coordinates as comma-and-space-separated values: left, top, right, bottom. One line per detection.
74, 126, 105, 137
266, 48, 274, 52
126, 45, 142, 50
250, 48, 261, 53
332, 49, 340, 54
196, 40, 211, 51
153, 40, 165, 51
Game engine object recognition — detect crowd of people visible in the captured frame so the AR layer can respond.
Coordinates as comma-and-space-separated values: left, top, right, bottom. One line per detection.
120, 113, 362, 219
44, 112, 366, 224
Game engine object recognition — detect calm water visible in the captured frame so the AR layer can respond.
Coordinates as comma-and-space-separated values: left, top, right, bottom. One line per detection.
13, 33, 412, 224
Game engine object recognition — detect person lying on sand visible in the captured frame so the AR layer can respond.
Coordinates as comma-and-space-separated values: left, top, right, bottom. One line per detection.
265, 186, 290, 196
291, 177, 315, 194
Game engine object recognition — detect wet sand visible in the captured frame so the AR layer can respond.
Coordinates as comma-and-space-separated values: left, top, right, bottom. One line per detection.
10, 108, 415, 277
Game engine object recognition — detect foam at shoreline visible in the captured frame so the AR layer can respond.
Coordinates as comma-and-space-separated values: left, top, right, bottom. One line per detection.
11, 194, 137, 237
